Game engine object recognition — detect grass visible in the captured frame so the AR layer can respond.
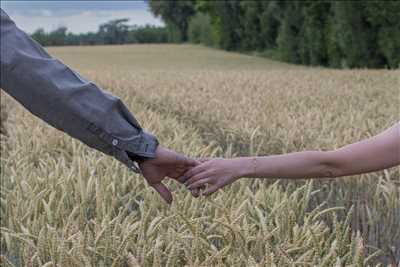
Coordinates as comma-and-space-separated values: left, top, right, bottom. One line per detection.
1, 44, 399, 266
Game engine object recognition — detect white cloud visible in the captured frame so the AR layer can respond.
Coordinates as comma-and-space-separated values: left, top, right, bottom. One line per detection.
2, 1, 164, 34
9, 9, 164, 34
40, 9, 53, 17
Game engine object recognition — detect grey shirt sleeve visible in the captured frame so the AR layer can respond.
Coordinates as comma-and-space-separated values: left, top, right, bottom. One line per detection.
0, 9, 158, 172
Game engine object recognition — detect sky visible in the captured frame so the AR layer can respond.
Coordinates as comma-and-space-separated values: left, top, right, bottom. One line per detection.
1, 1, 164, 34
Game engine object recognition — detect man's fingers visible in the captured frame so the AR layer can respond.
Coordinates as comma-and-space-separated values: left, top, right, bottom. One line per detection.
187, 178, 211, 190
203, 185, 219, 196
190, 188, 200, 198
151, 183, 173, 204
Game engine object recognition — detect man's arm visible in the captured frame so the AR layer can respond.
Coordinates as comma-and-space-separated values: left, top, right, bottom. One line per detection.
0, 9, 156, 171
0, 9, 197, 203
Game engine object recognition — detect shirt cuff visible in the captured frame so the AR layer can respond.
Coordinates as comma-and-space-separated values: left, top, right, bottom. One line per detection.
128, 131, 159, 161
87, 122, 159, 162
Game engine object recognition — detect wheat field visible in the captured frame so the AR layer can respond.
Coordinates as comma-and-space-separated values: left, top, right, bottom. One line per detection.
1, 44, 399, 266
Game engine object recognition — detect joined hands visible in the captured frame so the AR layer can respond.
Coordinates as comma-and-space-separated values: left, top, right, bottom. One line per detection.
137, 146, 199, 204
137, 147, 237, 204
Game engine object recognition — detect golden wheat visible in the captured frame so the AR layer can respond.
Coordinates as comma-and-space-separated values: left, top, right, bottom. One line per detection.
1, 44, 399, 266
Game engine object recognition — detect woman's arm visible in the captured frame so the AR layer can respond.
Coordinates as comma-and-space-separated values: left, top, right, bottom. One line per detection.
184, 123, 400, 196
321, 122, 399, 176
243, 122, 400, 179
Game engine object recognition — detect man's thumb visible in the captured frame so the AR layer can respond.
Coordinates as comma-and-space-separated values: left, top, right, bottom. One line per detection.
152, 183, 173, 204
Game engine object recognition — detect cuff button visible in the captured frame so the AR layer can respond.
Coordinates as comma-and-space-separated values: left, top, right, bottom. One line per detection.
112, 139, 119, 146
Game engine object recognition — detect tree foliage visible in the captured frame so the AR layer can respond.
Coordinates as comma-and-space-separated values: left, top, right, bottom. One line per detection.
149, 0, 196, 42
151, 0, 399, 68
188, 13, 214, 46
32, 1, 399, 68
31, 19, 168, 46
99, 19, 130, 45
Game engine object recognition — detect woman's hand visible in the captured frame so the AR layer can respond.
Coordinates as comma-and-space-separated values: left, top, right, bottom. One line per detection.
182, 158, 245, 196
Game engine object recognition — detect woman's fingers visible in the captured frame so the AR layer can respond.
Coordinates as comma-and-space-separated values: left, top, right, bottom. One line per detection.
187, 177, 211, 190
184, 157, 202, 167
185, 164, 207, 177
197, 158, 211, 163
185, 170, 213, 186
179, 163, 208, 183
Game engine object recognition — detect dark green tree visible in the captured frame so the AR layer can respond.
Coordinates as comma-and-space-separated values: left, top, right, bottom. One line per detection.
149, 0, 196, 42
332, 2, 377, 68
188, 13, 214, 46
365, 1, 400, 68
31, 28, 49, 46
302, 1, 331, 65
259, 1, 282, 50
239, 1, 263, 51
99, 19, 130, 44
48, 26, 68, 46
276, 2, 304, 63
197, 0, 243, 51
128, 25, 168, 43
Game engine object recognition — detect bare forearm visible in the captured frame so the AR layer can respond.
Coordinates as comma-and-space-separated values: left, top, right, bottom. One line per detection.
238, 124, 400, 179
184, 124, 399, 195
239, 151, 338, 179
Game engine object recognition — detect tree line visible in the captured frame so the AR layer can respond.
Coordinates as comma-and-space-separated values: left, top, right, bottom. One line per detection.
31, 18, 168, 46
149, 0, 399, 69
30, 1, 399, 69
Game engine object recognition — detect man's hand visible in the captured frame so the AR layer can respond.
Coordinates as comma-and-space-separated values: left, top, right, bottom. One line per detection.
137, 146, 198, 204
